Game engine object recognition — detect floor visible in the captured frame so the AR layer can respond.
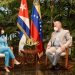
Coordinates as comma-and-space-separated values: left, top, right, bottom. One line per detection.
0, 55, 75, 75
0, 61, 75, 75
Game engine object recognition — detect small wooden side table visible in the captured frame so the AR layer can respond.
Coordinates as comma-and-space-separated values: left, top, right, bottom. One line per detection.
21, 49, 38, 64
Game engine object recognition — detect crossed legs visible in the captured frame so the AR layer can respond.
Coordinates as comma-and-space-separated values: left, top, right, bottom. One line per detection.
46, 47, 62, 66
0, 47, 20, 72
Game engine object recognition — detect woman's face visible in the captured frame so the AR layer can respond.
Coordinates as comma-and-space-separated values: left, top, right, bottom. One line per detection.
1, 29, 5, 34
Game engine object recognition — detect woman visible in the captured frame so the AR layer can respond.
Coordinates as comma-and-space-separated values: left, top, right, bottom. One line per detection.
0, 27, 20, 72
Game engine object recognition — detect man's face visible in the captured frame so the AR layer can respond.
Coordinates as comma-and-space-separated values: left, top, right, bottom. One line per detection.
53, 21, 62, 31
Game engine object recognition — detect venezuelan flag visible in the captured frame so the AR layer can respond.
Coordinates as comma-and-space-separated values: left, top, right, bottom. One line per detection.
31, 0, 43, 58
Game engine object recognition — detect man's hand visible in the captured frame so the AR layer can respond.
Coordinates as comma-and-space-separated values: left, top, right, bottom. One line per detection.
60, 45, 66, 51
47, 45, 51, 49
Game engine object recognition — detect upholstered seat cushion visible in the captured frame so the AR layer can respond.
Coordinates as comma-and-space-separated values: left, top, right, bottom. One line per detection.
0, 54, 5, 57
61, 52, 66, 56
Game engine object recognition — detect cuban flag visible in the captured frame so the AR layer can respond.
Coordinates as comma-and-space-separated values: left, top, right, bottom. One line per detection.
17, 0, 30, 51
31, 0, 43, 58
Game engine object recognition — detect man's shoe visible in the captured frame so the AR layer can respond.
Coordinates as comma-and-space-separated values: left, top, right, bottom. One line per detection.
50, 66, 56, 70
54, 63, 61, 70
50, 64, 61, 71
54, 66, 60, 70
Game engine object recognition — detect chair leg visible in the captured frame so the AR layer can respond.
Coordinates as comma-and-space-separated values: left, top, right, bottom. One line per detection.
45, 56, 48, 65
36, 54, 37, 64
65, 48, 69, 69
11, 59, 14, 68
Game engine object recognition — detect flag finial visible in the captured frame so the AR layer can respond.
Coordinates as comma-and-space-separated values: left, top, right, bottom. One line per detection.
33, 0, 40, 5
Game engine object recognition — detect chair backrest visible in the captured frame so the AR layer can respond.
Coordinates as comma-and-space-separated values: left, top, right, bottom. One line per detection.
69, 36, 72, 47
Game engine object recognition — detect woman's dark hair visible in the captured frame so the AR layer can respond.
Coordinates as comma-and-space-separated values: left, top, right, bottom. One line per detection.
0, 27, 2, 35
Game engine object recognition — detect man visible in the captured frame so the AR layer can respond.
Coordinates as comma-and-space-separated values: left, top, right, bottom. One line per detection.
46, 21, 72, 70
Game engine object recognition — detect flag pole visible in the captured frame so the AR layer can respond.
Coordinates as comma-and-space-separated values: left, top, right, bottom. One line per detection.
17, 23, 29, 39
50, 0, 54, 26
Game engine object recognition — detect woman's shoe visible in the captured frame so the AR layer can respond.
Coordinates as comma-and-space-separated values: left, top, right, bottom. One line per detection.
5, 67, 10, 72
14, 59, 20, 65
